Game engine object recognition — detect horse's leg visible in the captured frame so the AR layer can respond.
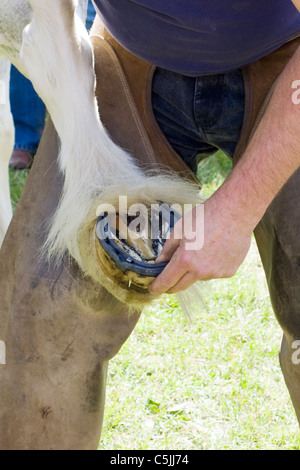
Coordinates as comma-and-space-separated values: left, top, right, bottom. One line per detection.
0, 118, 141, 450
254, 166, 300, 423
19, 0, 141, 265
20, 0, 96, 141
0, 58, 14, 246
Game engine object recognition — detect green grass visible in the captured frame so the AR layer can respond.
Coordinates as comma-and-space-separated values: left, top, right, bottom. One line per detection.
9, 167, 30, 211
10, 153, 300, 450
100, 241, 300, 450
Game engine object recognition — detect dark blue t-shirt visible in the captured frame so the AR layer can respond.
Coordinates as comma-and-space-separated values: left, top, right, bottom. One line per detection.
93, 0, 300, 76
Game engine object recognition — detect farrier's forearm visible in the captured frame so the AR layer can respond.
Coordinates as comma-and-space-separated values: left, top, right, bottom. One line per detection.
292, 0, 300, 13
210, 44, 300, 231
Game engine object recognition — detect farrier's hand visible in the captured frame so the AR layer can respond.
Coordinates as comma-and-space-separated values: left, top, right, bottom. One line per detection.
151, 40, 300, 296
149, 192, 253, 294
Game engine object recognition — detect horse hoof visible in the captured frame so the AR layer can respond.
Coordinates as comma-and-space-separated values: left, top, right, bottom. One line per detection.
95, 203, 181, 293
77, 177, 202, 308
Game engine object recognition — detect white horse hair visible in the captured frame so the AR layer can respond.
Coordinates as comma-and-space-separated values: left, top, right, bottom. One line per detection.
0, 0, 203, 307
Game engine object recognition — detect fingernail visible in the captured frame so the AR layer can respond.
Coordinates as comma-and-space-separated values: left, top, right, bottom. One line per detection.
155, 254, 166, 264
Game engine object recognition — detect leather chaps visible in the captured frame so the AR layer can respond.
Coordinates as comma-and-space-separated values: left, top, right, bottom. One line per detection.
90, 18, 300, 424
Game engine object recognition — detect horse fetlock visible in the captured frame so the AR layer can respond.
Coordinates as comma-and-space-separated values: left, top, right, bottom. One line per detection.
77, 176, 203, 308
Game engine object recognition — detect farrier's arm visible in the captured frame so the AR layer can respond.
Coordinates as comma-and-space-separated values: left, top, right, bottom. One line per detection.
150, 2, 300, 294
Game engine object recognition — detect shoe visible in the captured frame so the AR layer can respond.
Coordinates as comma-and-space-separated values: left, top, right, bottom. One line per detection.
9, 149, 34, 170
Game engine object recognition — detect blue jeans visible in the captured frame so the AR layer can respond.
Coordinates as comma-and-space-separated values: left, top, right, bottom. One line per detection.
9, 66, 46, 154
152, 68, 245, 173
86, 0, 96, 31
9, 0, 96, 155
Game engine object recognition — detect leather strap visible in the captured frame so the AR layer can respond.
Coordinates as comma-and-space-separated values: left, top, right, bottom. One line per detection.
90, 16, 198, 183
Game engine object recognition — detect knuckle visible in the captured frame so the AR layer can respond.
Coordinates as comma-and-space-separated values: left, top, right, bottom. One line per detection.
193, 264, 238, 281
223, 266, 238, 279
178, 250, 192, 267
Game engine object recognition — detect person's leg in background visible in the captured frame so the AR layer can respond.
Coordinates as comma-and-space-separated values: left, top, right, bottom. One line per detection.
9, 66, 46, 170
8, 0, 96, 171
86, 0, 96, 31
